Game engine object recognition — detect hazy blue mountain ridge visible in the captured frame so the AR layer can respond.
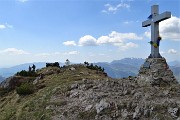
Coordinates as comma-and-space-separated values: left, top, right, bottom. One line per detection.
0, 62, 46, 78
111, 58, 145, 67
0, 76, 5, 82
95, 58, 144, 78
168, 61, 180, 67
0, 58, 179, 83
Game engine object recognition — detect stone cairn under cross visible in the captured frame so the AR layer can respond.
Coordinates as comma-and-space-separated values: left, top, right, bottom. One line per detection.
137, 5, 177, 86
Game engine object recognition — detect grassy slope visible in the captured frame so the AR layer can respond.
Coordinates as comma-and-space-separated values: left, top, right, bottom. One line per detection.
0, 65, 108, 120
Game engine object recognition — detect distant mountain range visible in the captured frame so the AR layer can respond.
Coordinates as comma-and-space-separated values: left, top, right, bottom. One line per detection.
0, 58, 179, 82
0, 75, 5, 82
96, 58, 180, 82
0, 62, 46, 78
95, 58, 145, 78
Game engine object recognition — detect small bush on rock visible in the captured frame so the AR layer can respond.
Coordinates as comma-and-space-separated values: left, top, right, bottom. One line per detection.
16, 70, 38, 77
84, 62, 105, 72
16, 82, 35, 95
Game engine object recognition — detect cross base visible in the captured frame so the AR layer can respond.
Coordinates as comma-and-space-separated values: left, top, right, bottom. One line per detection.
137, 57, 178, 86
148, 53, 162, 58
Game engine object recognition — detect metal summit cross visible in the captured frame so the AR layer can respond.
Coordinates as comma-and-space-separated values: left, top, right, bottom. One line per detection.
142, 5, 171, 58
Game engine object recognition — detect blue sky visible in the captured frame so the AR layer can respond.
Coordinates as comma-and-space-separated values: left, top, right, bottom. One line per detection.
0, 0, 179, 67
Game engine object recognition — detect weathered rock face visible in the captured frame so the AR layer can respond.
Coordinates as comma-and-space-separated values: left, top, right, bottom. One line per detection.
49, 78, 180, 120
0, 76, 25, 90
137, 57, 178, 86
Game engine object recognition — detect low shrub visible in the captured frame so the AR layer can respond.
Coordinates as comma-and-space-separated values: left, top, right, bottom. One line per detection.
16, 70, 38, 77
16, 82, 35, 95
0, 88, 9, 96
85, 62, 105, 72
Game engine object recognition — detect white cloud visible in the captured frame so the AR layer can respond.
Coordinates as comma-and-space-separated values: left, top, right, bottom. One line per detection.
97, 31, 142, 45
144, 30, 151, 38
63, 41, 76, 46
102, 2, 130, 14
110, 31, 142, 40
123, 21, 130, 24
114, 42, 138, 50
0, 48, 30, 55
122, 42, 138, 50
123, 20, 139, 24
144, 16, 180, 41
68, 51, 79, 55
78, 31, 141, 50
64, 31, 142, 47
0, 24, 6, 29
0, 23, 13, 30
101, 10, 108, 13
168, 49, 177, 54
5, 23, 13, 28
160, 16, 180, 41
63, 51, 79, 55
97, 36, 111, 44
79, 35, 97, 46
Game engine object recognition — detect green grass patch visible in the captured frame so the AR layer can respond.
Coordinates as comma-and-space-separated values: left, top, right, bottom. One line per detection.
78, 110, 97, 120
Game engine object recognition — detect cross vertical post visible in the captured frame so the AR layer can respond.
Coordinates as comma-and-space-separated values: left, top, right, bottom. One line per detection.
142, 5, 171, 58
151, 5, 160, 58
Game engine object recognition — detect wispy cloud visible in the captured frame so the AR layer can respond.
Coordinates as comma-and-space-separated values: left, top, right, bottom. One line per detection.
97, 31, 142, 45
63, 51, 79, 55
102, 2, 130, 14
144, 29, 151, 38
123, 20, 139, 24
0, 48, 30, 55
63, 41, 77, 46
0, 24, 6, 29
5, 23, 13, 28
119, 42, 138, 50
0, 23, 13, 30
17, 0, 28, 2
168, 49, 177, 54
35, 51, 79, 57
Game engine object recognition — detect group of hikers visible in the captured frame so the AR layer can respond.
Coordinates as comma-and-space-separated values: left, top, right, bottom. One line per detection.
28, 64, 36, 72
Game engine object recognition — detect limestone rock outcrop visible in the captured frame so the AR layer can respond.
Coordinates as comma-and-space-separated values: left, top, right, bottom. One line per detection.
49, 78, 180, 120
137, 57, 178, 86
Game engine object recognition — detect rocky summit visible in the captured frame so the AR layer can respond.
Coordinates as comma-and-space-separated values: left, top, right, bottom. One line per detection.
0, 64, 180, 120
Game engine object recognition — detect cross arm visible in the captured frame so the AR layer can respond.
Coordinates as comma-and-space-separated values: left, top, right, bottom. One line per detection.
153, 11, 171, 23
142, 19, 151, 27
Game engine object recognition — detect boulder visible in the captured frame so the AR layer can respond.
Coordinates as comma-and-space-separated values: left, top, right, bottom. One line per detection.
69, 67, 75, 71
85, 104, 93, 111
168, 107, 179, 118
95, 99, 110, 114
